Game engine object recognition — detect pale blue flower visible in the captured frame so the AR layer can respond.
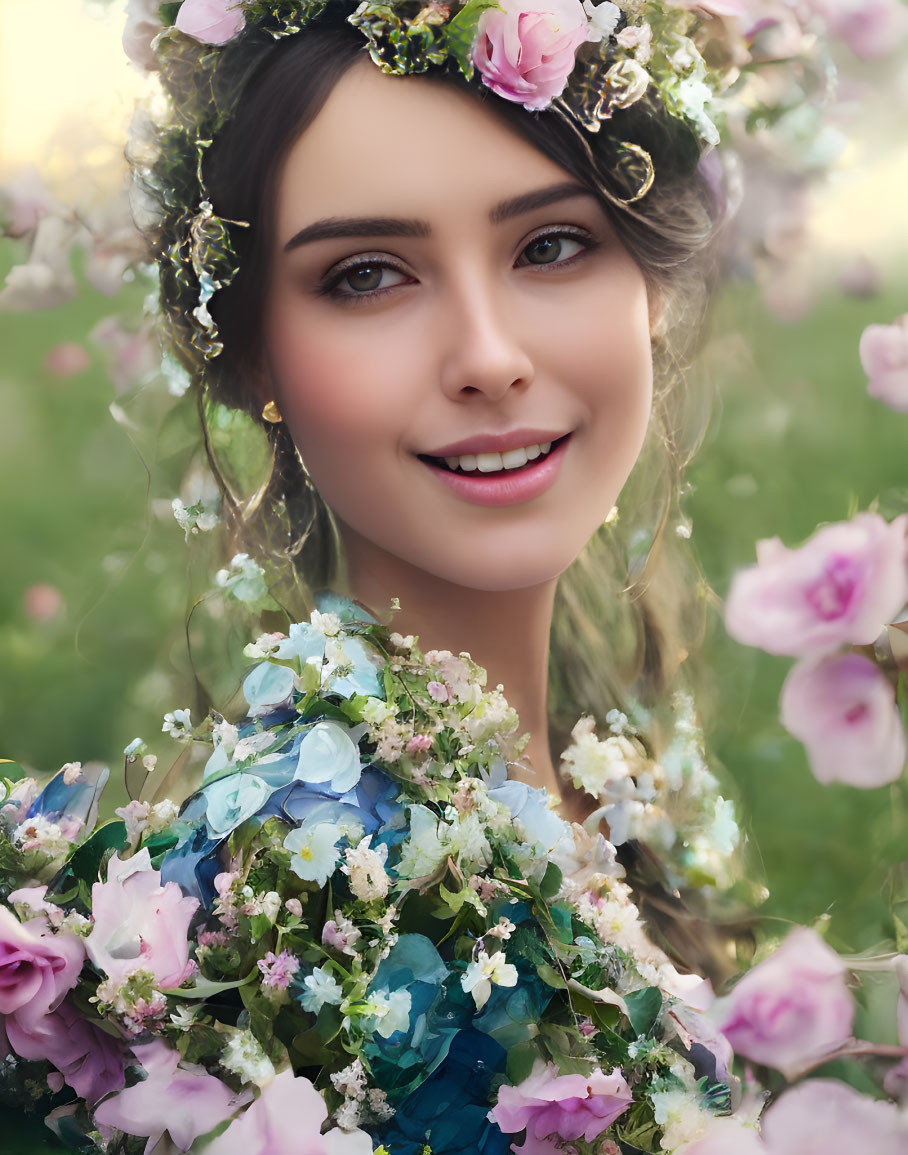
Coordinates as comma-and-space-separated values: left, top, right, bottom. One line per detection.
273, 621, 327, 665
203, 772, 271, 834
284, 821, 343, 886
242, 661, 295, 712
297, 965, 344, 1013
295, 720, 363, 794
274, 622, 383, 699
488, 780, 569, 851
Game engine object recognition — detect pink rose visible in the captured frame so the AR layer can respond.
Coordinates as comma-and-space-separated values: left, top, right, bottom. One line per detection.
761, 1079, 908, 1154
0, 906, 84, 1027
860, 315, 908, 413
780, 653, 906, 787
491, 1062, 632, 1144
724, 513, 908, 657
718, 927, 853, 1078
473, 1, 597, 112
86, 848, 198, 990
6, 997, 126, 1104
203, 1067, 373, 1155
175, 0, 246, 45
94, 1040, 242, 1150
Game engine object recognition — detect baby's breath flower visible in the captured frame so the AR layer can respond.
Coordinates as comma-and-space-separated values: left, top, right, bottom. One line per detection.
162, 708, 193, 743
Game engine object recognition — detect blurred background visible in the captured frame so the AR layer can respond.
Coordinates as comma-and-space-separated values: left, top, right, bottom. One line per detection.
0, 11, 907, 1139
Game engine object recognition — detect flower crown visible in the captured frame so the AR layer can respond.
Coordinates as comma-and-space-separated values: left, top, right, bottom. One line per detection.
131, 0, 831, 391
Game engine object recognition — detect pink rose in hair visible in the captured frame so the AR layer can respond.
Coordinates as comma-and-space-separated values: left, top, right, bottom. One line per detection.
0, 906, 84, 1027
860, 315, 908, 413
473, 1, 599, 112
724, 513, 908, 657
491, 1062, 632, 1145
86, 848, 198, 990
718, 927, 853, 1078
175, 0, 246, 46
780, 653, 906, 788
761, 1079, 908, 1155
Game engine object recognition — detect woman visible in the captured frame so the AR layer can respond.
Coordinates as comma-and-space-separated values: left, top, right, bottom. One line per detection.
0, 3, 803, 1152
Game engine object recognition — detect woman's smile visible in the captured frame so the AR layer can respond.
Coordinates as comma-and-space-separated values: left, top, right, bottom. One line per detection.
417, 432, 574, 508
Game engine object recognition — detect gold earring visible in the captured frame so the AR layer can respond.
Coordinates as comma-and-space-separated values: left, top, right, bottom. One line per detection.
261, 399, 283, 424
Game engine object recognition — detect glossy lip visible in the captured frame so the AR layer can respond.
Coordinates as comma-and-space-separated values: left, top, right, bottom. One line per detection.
421, 427, 571, 458
421, 434, 572, 508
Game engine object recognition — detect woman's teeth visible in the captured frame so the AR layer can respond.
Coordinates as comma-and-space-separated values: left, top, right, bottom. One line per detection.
443, 442, 552, 474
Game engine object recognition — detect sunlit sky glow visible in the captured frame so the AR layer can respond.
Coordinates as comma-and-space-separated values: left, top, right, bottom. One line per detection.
1, 1, 906, 268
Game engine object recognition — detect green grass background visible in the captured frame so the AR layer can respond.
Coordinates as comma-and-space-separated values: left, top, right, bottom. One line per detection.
0, 256, 906, 1150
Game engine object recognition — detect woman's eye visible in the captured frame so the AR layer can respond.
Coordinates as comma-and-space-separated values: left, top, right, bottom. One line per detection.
518, 232, 589, 267
324, 261, 409, 300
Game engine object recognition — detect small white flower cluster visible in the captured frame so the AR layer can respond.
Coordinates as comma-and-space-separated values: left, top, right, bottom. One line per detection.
215, 552, 270, 607
162, 707, 193, 743
171, 496, 219, 539
14, 813, 83, 858
115, 798, 180, 846
330, 1058, 395, 1132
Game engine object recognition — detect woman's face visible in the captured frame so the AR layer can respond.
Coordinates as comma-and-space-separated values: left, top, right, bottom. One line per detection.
266, 59, 653, 594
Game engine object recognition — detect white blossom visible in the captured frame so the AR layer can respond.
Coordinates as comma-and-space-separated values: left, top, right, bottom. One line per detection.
461, 950, 518, 1010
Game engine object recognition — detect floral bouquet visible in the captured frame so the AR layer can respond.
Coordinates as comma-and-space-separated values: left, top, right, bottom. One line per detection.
0, 596, 750, 1154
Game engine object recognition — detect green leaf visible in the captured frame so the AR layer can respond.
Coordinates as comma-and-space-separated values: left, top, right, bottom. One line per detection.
446, 0, 502, 76
536, 962, 568, 990
539, 861, 563, 900
162, 968, 257, 999
506, 1038, 543, 1084
66, 820, 129, 885
548, 903, 573, 944
177, 1024, 224, 1064
625, 986, 662, 1037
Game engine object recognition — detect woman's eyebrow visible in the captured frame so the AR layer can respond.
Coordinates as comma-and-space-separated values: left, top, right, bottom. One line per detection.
281, 181, 593, 252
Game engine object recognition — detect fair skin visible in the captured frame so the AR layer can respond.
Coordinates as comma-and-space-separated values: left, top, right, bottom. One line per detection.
265, 60, 654, 802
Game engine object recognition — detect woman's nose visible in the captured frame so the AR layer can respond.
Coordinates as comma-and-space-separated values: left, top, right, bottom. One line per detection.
437, 274, 535, 403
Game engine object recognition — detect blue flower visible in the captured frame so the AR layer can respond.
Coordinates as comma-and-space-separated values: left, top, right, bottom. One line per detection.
364, 935, 462, 1099
473, 965, 555, 1051
372, 1029, 509, 1155
294, 720, 363, 793
488, 779, 570, 849
202, 772, 272, 835
159, 821, 223, 909
242, 661, 296, 712
26, 762, 109, 827
274, 621, 383, 699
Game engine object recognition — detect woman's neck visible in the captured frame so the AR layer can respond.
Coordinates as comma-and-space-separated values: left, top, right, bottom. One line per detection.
337, 526, 562, 798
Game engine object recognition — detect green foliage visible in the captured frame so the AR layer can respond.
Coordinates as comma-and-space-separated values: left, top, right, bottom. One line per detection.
624, 987, 662, 1037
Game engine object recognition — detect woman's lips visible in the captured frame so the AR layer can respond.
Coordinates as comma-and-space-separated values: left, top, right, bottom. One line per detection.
420, 434, 571, 507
